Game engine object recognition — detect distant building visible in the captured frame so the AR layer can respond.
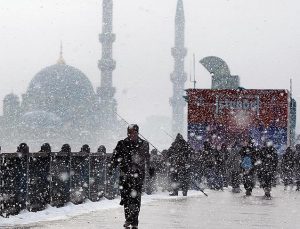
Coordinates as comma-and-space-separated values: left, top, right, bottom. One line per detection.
187, 56, 297, 150
0, 0, 121, 151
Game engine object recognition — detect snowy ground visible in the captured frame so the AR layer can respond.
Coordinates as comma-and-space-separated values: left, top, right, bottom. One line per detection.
1, 186, 300, 229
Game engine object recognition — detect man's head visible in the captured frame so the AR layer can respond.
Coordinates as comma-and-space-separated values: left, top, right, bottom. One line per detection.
127, 124, 139, 141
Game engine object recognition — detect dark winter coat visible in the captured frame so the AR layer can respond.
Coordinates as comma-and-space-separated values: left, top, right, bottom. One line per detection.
215, 149, 226, 172
227, 145, 242, 173
168, 134, 192, 172
110, 137, 150, 187
200, 147, 216, 170
281, 148, 295, 172
259, 146, 278, 174
294, 149, 300, 179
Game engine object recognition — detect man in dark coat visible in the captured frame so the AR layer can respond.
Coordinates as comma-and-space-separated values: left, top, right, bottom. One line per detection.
168, 133, 192, 196
227, 141, 242, 193
109, 124, 150, 229
259, 142, 278, 198
200, 141, 217, 189
281, 147, 295, 190
239, 139, 257, 196
219, 143, 230, 187
146, 149, 159, 194
294, 144, 300, 191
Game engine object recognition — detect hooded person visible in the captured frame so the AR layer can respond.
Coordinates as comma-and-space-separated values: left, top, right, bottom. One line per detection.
168, 133, 192, 196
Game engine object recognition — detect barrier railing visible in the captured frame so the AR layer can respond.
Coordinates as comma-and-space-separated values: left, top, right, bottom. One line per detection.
0, 143, 120, 218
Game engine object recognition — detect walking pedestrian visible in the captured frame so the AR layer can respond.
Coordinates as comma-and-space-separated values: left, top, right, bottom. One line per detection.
259, 142, 278, 198
240, 139, 257, 196
109, 124, 150, 229
227, 141, 242, 193
201, 141, 217, 189
281, 147, 295, 190
168, 133, 192, 196
294, 144, 300, 191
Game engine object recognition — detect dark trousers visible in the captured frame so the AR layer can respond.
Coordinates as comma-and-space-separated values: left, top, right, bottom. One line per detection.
243, 170, 255, 192
261, 172, 273, 192
283, 169, 294, 186
120, 176, 143, 226
123, 192, 141, 226
170, 169, 189, 194
231, 171, 240, 189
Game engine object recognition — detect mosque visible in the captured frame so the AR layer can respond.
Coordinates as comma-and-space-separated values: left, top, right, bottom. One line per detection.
0, 0, 121, 151
0, 49, 120, 151
0, 0, 188, 151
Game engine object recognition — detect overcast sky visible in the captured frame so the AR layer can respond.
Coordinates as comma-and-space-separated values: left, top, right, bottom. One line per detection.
0, 0, 300, 132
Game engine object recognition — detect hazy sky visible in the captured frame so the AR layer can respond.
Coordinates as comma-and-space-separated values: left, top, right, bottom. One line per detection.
1, 0, 300, 132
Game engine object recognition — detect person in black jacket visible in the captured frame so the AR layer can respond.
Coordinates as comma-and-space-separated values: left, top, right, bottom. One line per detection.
295, 144, 300, 191
200, 141, 217, 189
109, 124, 150, 229
259, 142, 278, 198
168, 133, 192, 196
281, 147, 295, 190
239, 139, 257, 196
146, 149, 159, 194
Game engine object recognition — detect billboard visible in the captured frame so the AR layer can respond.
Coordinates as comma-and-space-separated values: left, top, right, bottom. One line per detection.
187, 89, 290, 153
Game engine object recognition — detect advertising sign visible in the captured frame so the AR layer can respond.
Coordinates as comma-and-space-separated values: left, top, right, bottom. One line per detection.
187, 89, 290, 153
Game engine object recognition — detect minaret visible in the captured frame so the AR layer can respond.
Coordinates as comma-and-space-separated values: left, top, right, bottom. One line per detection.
97, 0, 117, 128
170, 0, 187, 136
57, 42, 66, 65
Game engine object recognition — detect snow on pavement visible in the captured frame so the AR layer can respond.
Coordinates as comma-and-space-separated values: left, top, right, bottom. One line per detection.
1, 187, 300, 229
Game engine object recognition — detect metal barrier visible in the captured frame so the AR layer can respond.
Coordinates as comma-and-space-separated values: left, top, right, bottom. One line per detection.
70, 145, 90, 205
0, 143, 124, 217
0, 143, 28, 217
89, 145, 107, 202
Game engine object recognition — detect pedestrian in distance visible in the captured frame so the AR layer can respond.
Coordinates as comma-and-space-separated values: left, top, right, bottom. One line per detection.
168, 133, 192, 196
294, 144, 300, 191
259, 141, 278, 199
227, 141, 242, 193
239, 139, 257, 196
281, 147, 295, 190
109, 124, 150, 229
146, 149, 159, 194
201, 141, 218, 190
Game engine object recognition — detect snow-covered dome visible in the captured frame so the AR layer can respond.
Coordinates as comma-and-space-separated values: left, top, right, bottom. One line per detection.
23, 63, 97, 119
21, 110, 62, 128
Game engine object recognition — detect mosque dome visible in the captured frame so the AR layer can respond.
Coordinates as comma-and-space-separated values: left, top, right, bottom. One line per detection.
21, 111, 62, 129
23, 62, 97, 120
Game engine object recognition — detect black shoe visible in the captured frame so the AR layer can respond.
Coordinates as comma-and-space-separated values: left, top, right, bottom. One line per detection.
264, 193, 271, 197
264, 193, 272, 199
120, 200, 124, 206
169, 192, 178, 196
123, 221, 130, 228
